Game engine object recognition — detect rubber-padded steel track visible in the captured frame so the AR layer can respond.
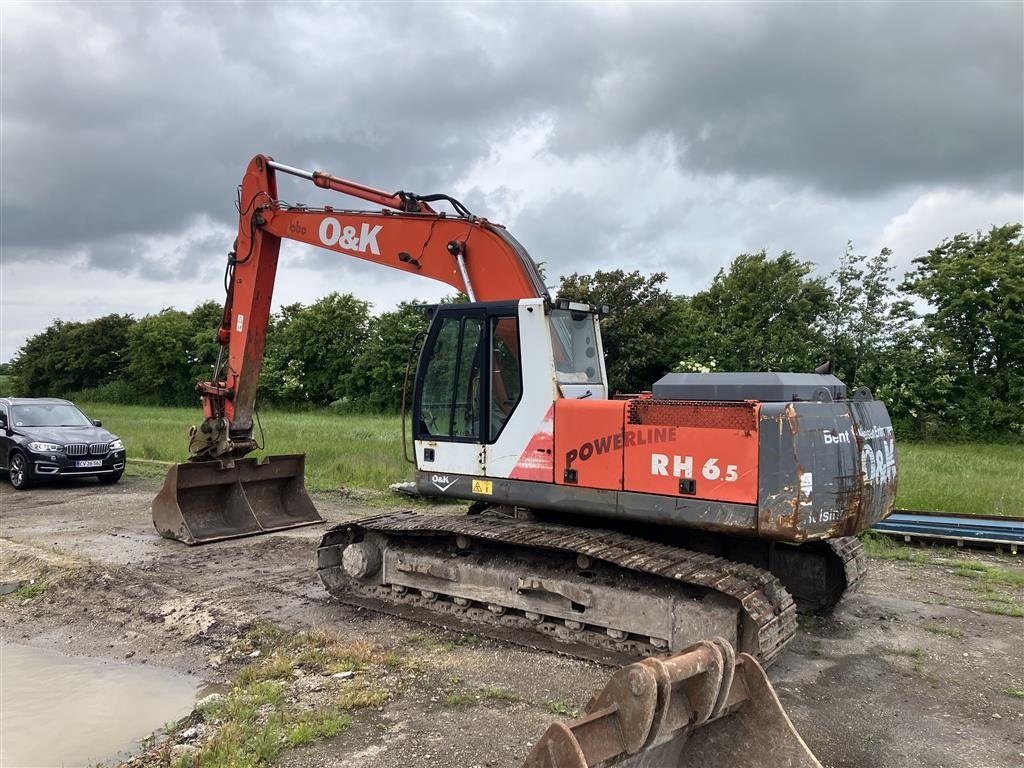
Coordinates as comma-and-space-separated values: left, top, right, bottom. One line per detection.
829, 536, 868, 600
319, 511, 798, 666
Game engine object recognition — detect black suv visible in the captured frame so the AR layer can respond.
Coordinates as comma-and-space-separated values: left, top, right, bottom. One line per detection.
0, 398, 126, 489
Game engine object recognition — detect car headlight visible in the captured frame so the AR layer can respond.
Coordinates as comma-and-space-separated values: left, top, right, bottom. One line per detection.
28, 441, 62, 452
109, 439, 125, 451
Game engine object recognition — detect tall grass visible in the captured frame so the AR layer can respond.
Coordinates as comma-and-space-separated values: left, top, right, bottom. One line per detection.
79, 403, 411, 491
896, 443, 1023, 517
78, 402, 1023, 515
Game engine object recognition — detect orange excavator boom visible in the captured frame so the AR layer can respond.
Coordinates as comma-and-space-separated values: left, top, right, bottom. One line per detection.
196, 154, 547, 460
154, 154, 550, 544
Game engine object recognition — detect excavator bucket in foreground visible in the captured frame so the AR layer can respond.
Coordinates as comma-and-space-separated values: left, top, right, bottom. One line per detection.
152, 454, 323, 545
522, 638, 820, 768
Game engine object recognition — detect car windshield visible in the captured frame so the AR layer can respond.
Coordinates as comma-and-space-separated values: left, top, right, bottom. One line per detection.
11, 403, 92, 427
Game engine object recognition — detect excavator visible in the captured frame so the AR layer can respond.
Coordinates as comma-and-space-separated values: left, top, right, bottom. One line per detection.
153, 154, 898, 673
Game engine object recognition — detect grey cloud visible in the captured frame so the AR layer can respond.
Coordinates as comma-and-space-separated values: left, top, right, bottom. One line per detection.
506, 187, 722, 292
1, 3, 531, 258
134, 231, 227, 282
4, 227, 228, 285
546, 4, 1023, 195
506, 190, 613, 280
1, 1, 1019, 275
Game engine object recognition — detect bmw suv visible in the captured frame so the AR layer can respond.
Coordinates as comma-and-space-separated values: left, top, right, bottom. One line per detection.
0, 398, 126, 489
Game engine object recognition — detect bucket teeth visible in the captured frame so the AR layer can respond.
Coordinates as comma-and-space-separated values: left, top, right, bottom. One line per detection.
152, 454, 323, 545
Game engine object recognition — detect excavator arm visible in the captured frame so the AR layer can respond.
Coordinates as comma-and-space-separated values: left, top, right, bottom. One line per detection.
192, 154, 548, 460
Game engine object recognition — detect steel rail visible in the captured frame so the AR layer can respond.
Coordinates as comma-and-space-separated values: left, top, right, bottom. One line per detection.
871, 509, 1023, 554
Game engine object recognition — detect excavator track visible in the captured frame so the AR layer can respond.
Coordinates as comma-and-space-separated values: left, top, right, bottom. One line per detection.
318, 511, 798, 667
829, 536, 869, 600
767, 535, 868, 614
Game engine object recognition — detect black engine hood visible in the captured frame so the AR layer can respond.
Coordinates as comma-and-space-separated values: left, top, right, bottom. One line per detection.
16, 425, 118, 445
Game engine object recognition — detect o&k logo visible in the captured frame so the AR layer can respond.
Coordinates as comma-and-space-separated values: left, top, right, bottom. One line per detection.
318, 217, 383, 255
430, 474, 456, 492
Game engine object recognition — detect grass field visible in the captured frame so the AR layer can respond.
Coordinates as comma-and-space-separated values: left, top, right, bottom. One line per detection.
79, 402, 1023, 516
80, 403, 411, 493
894, 442, 1023, 517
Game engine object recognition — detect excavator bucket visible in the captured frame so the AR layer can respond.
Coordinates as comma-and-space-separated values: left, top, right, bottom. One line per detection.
152, 454, 323, 545
522, 638, 820, 768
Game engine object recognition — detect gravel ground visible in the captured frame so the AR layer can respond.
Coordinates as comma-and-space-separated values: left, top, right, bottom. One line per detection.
1, 474, 1022, 768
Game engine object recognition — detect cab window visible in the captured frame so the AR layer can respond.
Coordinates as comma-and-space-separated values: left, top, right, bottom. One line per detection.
419, 316, 484, 439
489, 317, 522, 440
549, 309, 603, 385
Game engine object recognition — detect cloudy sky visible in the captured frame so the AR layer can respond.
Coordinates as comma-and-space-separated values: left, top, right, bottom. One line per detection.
2, 1, 1021, 361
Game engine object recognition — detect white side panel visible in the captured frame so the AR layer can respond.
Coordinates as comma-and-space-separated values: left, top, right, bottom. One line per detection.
485, 298, 560, 479
414, 439, 483, 477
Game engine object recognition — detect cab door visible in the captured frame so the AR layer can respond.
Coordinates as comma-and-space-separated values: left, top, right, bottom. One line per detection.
413, 307, 487, 477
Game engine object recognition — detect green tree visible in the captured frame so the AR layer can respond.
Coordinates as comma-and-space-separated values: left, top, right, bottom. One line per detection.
261, 293, 371, 406
557, 270, 677, 393
869, 301, 958, 439
124, 302, 220, 405
186, 301, 224, 383
345, 302, 430, 412
679, 251, 832, 373
10, 314, 135, 397
126, 309, 197, 405
824, 243, 899, 388
901, 223, 1024, 435
71, 314, 136, 389
9, 321, 64, 396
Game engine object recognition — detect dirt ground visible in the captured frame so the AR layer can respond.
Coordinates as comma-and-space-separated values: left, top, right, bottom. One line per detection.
2, 474, 1023, 768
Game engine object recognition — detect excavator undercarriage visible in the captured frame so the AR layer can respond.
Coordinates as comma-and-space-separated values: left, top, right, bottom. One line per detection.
317, 509, 865, 666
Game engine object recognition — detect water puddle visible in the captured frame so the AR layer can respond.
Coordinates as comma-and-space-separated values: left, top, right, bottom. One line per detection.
1, 643, 199, 767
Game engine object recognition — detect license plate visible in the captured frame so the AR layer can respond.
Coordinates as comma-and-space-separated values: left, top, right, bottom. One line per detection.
75, 460, 102, 468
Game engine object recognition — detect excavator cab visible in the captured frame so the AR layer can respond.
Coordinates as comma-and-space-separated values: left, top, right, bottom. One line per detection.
414, 301, 540, 458
410, 297, 608, 485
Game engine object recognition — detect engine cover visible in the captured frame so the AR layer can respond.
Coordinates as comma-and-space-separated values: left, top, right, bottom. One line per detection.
622, 373, 898, 539
548, 374, 897, 541
652, 371, 848, 403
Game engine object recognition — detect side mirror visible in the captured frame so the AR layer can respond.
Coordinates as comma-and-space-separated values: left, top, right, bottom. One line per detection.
0, 416, 7, 430
92, 419, 102, 427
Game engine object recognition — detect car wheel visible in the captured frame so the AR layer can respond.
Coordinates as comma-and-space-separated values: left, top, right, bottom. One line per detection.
98, 471, 123, 485
9, 452, 32, 490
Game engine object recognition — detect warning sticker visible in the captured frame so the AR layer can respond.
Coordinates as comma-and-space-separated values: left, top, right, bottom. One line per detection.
471, 479, 493, 495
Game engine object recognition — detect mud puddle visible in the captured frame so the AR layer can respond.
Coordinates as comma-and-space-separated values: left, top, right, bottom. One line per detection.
1, 643, 199, 767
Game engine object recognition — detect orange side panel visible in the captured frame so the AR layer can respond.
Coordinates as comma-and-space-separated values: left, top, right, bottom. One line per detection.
554, 399, 627, 490
509, 405, 555, 482
623, 423, 759, 504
